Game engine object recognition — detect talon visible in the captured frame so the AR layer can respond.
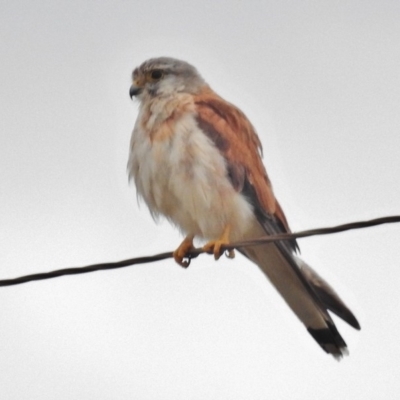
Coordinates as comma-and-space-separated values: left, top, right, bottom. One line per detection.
225, 249, 235, 259
202, 241, 223, 260
202, 225, 234, 261
173, 235, 195, 268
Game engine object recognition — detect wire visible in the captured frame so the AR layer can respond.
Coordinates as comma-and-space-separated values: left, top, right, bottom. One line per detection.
1, 215, 399, 288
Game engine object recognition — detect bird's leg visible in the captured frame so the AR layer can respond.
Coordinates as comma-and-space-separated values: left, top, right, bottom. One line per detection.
202, 225, 235, 260
173, 234, 195, 268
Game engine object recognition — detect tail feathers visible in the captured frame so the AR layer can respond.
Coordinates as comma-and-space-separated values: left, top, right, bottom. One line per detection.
240, 231, 359, 358
239, 175, 359, 358
307, 321, 348, 360
298, 258, 361, 330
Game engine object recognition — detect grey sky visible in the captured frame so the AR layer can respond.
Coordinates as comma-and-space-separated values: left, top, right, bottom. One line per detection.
1, 1, 400, 398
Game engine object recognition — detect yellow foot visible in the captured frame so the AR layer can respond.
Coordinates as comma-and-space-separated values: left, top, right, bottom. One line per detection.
173, 235, 195, 268
202, 225, 235, 260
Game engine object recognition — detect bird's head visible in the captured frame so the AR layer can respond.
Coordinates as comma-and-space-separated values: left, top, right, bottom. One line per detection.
129, 57, 206, 101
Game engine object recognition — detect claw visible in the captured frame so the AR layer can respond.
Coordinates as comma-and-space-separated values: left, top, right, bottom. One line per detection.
202, 225, 235, 260
173, 235, 195, 268
225, 249, 235, 259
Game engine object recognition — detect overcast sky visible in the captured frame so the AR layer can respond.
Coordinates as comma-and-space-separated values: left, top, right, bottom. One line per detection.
1, 1, 400, 399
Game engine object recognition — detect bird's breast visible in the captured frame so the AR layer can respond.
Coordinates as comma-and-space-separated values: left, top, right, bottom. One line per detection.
128, 95, 255, 240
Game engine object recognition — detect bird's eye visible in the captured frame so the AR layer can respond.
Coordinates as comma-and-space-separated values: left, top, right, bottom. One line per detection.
150, 69, 164, 80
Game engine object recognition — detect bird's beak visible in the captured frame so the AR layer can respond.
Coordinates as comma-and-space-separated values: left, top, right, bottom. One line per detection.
129, 84, 142, 98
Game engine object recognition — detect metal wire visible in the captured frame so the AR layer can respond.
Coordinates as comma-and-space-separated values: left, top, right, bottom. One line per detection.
1, 215, 399, 287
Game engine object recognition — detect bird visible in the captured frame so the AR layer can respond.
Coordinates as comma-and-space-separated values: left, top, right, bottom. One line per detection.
127, 57, 360, 359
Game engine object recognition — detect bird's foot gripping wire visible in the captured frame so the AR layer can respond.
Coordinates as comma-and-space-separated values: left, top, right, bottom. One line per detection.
202, 225, 235, 260
173, 235, 195, 268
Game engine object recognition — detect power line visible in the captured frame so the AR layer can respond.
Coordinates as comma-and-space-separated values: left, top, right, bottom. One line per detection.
1, 215, 399, 288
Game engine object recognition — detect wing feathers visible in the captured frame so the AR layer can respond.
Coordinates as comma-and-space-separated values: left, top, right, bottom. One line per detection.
194, 88, 290, 232
193, 87, 359, 358
298, 259, 361, 330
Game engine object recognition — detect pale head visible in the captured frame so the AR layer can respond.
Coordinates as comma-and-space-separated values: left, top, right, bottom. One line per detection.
129, 57, 206, 101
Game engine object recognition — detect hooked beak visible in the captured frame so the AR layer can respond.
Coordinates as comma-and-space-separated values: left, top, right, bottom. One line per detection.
129, 84, 142, 98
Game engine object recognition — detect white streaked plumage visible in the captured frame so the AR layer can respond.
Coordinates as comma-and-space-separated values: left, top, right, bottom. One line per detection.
128, 94, 254, 240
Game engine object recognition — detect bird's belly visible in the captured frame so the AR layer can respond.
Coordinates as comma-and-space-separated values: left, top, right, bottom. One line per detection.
128, 113, 254, 240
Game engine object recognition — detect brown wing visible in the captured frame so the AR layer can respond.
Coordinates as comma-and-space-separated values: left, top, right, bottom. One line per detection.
193, 87, 293, 242
194, 89, 361, 347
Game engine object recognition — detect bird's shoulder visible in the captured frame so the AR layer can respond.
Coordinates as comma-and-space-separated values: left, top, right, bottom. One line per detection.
193, 88, 263, 159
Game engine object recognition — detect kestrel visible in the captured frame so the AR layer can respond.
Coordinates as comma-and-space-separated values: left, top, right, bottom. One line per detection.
128, 57, 360, 358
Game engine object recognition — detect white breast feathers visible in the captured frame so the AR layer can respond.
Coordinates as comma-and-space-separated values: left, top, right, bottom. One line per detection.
128, 93, 254, 241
